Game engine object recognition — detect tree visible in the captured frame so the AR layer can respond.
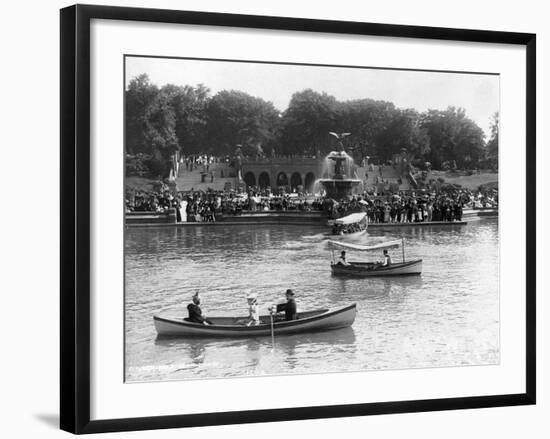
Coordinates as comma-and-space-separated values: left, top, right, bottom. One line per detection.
125, 78, 213, 176
206, 90, 280, 156
125, 74, 159, 155
161, 83, 211, 154
124, 75, 489, 173
373, 108, 430, 161
278, 89, 339, 155
420, 107, 485, 169
337, 99, 395, 160
141, 87, 180, 176
486, 112, 499, 169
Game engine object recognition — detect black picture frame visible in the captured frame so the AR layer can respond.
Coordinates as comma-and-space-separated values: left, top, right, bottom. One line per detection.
60, 4, 536, 434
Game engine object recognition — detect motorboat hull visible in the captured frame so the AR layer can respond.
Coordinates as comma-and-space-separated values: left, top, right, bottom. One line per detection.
324, 229, 367, 240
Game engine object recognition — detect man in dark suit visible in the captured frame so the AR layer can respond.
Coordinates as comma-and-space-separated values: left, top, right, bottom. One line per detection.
186, 292, 213, 325
276, 289, 298, 321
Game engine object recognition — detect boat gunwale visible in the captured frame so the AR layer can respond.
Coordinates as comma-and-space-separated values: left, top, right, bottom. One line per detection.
334, 259, 423, 269
331, 259, 423, 275
153, 304, 356, 332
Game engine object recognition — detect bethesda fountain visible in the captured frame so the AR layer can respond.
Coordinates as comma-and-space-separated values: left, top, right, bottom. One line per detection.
318, 132, 361, 200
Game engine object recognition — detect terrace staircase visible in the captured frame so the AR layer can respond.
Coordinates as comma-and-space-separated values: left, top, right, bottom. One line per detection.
175, 162, 237, 191
355, 164, 412, 191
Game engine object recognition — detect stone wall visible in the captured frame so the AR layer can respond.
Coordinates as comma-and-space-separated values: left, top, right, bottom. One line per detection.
241, 157, 324, 191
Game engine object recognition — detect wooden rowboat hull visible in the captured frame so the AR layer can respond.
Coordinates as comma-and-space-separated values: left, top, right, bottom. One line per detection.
154, 304, 356, 337
331, 259, 423, 276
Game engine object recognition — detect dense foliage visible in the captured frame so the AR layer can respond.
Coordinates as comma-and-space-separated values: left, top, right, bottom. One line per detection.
485, 112, 499, 170
125, 74, 495, 177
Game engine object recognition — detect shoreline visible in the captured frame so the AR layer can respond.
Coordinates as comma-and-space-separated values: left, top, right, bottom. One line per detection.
125, 209, 497, 228
126, 220, 471, 228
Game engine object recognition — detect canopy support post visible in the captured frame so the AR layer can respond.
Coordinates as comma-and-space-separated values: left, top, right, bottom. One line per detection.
402, 237, 405, 263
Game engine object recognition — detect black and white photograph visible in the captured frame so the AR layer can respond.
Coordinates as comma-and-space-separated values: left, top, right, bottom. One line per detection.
124, 56, 500, 383
1, 0, 543, 436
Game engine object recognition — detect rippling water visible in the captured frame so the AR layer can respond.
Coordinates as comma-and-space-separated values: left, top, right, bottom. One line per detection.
125, 218, 499, 382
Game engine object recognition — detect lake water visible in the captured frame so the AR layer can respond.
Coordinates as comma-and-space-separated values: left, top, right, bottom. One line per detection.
125, 218, 499, 382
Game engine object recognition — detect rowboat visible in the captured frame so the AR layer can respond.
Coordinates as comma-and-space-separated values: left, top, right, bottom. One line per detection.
325, 212, 368, 239
154, 304, 356, 337
328, 239, 422, 277
331, 259, 423, 276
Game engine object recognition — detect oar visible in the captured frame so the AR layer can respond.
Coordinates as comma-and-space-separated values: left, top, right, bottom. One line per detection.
269, 308, 275, 347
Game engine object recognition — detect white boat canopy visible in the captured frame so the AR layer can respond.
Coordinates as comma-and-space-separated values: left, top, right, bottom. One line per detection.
328, 239, 402, 252
335, 212, 367, 225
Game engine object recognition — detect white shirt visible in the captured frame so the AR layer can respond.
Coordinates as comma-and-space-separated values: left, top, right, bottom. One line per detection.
248, 304, 260, 325
338, 256, 350, 266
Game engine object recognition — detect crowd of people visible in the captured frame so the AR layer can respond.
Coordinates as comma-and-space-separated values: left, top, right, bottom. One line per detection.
126, 188, 326, 222
182, 154, 229, 172
326, 188, 497, 223
364, 197, 464, 223
126, 184, 497, 224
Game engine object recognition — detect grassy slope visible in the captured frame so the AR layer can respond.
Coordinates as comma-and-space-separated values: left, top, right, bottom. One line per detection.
125, 176, 159, 192
430, 171, 498, 190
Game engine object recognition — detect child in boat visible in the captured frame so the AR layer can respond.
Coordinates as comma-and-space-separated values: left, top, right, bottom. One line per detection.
240, 293, 260, 326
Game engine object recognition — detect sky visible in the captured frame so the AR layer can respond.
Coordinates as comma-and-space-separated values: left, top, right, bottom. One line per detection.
125, 56, 499, 137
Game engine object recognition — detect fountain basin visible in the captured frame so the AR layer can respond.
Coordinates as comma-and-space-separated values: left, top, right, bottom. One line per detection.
318, 178, 361, 200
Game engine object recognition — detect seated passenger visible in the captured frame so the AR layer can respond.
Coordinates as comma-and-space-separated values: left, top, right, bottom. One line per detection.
275, 289, 298, 321
381, 249, 392, 267
186, 292, 213, 325
243, 293, 260, 326
337, 250, 351, 266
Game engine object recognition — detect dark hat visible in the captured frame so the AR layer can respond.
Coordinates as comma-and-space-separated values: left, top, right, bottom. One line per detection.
285, 289, 294, 296
341, 250, 346, 255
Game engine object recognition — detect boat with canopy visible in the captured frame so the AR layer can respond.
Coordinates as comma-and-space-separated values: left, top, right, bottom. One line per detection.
325, 212, 368, 239
154, 304, 357, 337
328, 238, 422, 276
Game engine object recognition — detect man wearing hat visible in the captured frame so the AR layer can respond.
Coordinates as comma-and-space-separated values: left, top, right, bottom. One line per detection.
186, 292, 213, 325
276, 289, 298, 321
